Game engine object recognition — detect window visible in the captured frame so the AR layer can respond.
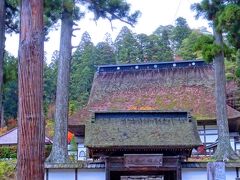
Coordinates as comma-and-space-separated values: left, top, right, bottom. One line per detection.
198, 125, 218, 145
198, 125, 240, 154
79, 150, 85, 157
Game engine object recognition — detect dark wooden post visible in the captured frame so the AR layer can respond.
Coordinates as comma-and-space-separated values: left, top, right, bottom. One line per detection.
105, 157, 110, 180
176, 156, 182, 180
75, 168, 78, 180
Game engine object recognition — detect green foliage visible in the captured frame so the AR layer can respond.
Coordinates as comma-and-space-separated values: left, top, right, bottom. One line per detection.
236, 68, 240, 78
45, 145, 52, 158
3, 53, 17, 120
95, 41, 115, 65
225, 59, 237, 80
44, 0, 62, 36
43, 51, 58, 114
70, 137, 78, 151
177, 30, 206, 60
171, 17, 192, 51
85, 0, 140, 26
0, 160, 16, 180
235, 50, 240, 78
70, 32, 96, 108
0, 146, 17, 159
115, 26, 140, 64
192, 34, 214, 61
218, 4, 240, 49
191, 0, 224, 21
5, 0, 19, 33
69, 100, 78, 116
45, 119, 55, 138
153, 18, 191, 56
0, 145, 53, 159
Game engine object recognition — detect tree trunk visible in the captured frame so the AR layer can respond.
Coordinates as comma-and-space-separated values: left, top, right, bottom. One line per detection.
0, 0, 5, 128
212, 24, 238, 161
17, 0, 44, 179
47, 1, 73, 163
207, 162, 226, 180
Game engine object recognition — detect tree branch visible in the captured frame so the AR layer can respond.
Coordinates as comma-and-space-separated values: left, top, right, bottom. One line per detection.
72, 46, 78, 49
108, 13, 135, 27
72, 28, 80, 32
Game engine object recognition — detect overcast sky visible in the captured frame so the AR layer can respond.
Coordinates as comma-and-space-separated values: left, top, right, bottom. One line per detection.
5, 0, 210, 62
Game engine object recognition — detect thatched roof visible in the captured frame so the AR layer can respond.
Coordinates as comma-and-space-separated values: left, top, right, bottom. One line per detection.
85, 111, 202, 148
69, 60, 240, 126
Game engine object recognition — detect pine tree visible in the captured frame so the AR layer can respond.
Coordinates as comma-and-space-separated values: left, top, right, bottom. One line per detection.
17, 0, 45, 179
192, 0, 238, 160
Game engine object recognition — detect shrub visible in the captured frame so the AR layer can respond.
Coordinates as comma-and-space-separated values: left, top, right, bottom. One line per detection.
45, 145, 52, 158
0, 146, 17, 159
0, 160, 16, 180
0, 145, 52, 159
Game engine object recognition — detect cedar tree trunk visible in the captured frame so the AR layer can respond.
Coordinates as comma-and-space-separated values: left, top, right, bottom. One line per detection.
0, 0, 5, 127
17, 0, 45, 179
47, 1, 73, 163
212, 25, 238, 161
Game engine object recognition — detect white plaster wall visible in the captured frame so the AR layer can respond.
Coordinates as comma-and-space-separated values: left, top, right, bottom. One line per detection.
46, 167, 236, 180
46, 168, 105, 180
78, 169, 105, 180
226, 168, 237, 180
182, 168, 237, 180
182, 168, 207, 180
47, 169, 75, 180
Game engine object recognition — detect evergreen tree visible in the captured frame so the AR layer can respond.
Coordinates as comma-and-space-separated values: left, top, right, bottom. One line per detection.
115, 26, 140, 64
95, 41, 116, 65
43, 51, 58, 113
49, 0, 140, 163
0, 0, 19, 127
177, 30, 213, 60
192, 0, 238, 160
17, 0, 45, 178
2, 52, 17, 121
171, 17, 192, 53
70, 32, 95, 108
145, 34, 173, 62
136, 33, 149, 62
217, 2, 240, 79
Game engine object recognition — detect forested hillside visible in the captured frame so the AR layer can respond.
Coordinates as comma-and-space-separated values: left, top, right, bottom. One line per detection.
1, 17, 240, 132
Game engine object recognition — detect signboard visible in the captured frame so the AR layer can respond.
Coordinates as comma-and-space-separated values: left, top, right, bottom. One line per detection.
121, 175, 164, 180
124, 154, 163, 168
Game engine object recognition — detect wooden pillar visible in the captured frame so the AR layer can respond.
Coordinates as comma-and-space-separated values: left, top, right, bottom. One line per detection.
45, 168, 49, 180
75, 168, 78, 180
105, 157, 110, 180
176, 157, 182, 180
207, 162, 226, 180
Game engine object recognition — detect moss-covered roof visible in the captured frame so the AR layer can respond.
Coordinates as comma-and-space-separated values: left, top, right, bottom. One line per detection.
85, 111, 202, 148
69, 61, 240, 126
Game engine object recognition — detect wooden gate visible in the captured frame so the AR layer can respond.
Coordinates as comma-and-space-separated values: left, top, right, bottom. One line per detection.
106, 156, 181, 180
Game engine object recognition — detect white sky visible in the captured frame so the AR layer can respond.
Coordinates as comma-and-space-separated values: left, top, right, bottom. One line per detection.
5, 0, 210, 62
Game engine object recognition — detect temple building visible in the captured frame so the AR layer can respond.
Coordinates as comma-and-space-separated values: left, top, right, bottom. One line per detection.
45, 60, 240, 180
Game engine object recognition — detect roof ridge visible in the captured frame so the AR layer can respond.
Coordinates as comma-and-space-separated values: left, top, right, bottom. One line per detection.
0, 127, 17, 137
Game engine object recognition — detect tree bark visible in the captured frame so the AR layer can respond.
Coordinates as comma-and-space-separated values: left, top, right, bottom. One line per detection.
47, 1, 73, 163
0, 0, 5, 128
212, 24, 238, 161
207, 162, 226, 180
17, 0, 44, 179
